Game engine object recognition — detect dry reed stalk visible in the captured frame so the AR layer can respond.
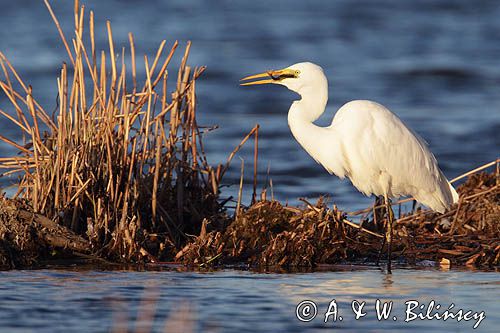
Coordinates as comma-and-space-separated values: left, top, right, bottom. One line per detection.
252, 124, 259, 204
236, 158, 245, 217
0, 0, 231, 261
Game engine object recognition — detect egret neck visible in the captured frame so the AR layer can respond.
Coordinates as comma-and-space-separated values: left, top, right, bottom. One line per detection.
287, 85, 333, 169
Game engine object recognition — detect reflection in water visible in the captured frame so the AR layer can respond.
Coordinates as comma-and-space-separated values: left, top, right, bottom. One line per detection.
0, 268, 498, 332
382, 273, 394, 288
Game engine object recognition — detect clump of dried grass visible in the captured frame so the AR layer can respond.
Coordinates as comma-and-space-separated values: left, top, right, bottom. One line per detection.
400, 169, 499, 267
0, 0, 232, 262
175, 199, 381, 267
178, 160, 499, 269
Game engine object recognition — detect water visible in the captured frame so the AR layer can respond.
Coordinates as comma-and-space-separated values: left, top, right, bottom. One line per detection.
0, 1, 499, 331
0, 267, 498, 332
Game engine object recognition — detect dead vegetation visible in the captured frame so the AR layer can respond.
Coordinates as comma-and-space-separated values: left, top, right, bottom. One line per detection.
0, 0, 498, 270
401, 170, 500, 267
0, 0, 240, 267
0, 196, 90, 270
176, 164, 499, 269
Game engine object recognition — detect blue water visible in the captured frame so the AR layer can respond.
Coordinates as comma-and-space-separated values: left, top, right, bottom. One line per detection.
0, 267, 499, 332
0, 1, 499, 331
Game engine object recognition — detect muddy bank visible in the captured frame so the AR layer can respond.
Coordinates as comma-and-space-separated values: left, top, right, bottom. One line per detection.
0, 197, 90, 270
1, 169, 498, 270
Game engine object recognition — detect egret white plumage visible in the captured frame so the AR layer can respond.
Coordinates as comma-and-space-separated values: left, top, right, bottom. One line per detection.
241, 62, 459, 273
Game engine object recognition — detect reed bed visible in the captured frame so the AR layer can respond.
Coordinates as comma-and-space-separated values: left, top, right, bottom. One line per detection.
0, 0, 239, 263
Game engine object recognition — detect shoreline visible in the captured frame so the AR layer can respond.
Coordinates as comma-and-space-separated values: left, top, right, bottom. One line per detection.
1, 167, 498, 271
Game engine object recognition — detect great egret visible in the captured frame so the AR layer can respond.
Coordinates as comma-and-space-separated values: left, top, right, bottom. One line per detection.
241, 62, 459, 273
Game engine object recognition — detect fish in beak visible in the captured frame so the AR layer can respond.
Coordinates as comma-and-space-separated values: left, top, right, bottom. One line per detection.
240, 68, 299, 86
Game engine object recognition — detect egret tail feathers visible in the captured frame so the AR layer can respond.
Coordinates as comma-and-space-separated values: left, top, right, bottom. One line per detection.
415, 177, 459, 214
449, 181, 459, 204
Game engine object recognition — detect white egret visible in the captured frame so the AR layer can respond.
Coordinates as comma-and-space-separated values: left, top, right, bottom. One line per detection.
241, 62, 459, 273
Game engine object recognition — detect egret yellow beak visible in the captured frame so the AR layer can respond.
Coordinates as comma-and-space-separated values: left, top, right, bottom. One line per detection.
240, 68, 298, 86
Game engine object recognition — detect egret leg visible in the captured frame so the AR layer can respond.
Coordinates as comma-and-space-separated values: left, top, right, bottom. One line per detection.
376, 231, 386, 266
375, 197, 386, 266
384, 194, 394, 274
410, 199, 417, 215
373, 195, 385, 230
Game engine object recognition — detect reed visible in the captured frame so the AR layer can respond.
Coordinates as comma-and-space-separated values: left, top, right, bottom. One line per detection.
0, 0, 235, 261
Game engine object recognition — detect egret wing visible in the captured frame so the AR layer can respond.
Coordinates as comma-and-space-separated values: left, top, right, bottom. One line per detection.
328, 100, 456, 212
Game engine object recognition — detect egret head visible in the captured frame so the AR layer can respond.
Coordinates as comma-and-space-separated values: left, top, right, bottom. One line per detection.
240, 62, 327, 96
